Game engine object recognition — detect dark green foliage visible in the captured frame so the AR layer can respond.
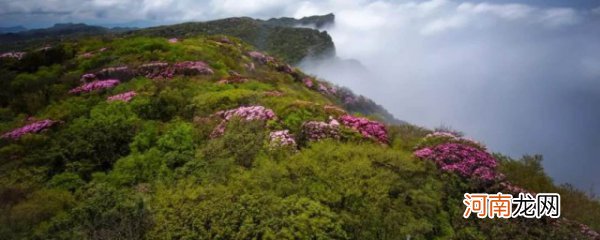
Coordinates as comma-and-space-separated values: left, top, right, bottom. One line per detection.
37, 183, 152, 240
133, 17, 334, 63
203, 118, 268, 168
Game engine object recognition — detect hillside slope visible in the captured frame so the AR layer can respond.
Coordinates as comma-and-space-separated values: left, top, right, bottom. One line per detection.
132, 16, 335, 63
0, 35, 598, 239
0, 14, 336, 65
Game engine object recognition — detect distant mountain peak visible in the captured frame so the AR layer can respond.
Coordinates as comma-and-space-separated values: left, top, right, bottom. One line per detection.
264, 13, 335, 29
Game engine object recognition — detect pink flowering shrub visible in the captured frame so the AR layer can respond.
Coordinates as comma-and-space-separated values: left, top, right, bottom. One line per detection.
498, 182, 533, 195
1, 119, 58, 140
0, 52, 26, 60
248, 51, 274, 64
69, 79, 120, 94
135, 61, 213, 79
269, 130, 297, 148
318, 83, 337, 96
414, 143, 498, 182
339, 115, 388, 143
107, 91, 137, 102
417, 131, 486, 150
80, 73, 97, 83
174, 61, 214, 75
168, 38, 179, 43
303, 78, 314, 88
301, 118, 341, 142
211, 106, 276, 137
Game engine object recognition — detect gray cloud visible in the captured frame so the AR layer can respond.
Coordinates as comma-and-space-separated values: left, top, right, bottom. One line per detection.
299, 0, 600, 194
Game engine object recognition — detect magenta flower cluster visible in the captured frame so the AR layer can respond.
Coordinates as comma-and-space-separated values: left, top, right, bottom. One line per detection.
107, 91, 137, 102
211, 106, 276, 137
269, 130, 297, 148
318, 83, 337, 96
1, 120, 57, 140
339, 115, 388, 143
301, 118, 341, 142
69, 79, 120, 94
0, 52, 26, 60
303, 78, 314, 88
414, 143, 498, 181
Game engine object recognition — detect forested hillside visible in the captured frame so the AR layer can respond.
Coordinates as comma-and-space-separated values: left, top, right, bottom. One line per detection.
0, 35, 598, 239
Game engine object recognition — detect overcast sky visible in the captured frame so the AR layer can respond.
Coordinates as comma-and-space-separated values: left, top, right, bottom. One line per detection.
1, 0, 600, 194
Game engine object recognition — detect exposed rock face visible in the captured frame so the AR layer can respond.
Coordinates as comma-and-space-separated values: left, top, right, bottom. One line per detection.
174, 61, 214, 75
138, 62, 173, 79
96, 66, 134, 80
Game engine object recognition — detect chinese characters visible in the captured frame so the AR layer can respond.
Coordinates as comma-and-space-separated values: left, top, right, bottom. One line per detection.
463, 193, 560, 219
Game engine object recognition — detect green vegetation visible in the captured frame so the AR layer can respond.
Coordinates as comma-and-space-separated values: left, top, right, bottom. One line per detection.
1, 14, 336, 64
0, 35, 598, 239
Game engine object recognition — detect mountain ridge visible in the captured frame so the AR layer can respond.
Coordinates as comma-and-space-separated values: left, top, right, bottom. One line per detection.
0, 14, 337, 64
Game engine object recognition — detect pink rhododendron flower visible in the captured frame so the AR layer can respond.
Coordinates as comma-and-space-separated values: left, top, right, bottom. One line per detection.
0, 52, 26, 60
317, 83, 337, 96
414, 143, 498, 181
414, 148, 433, 158
107, 91, 137, 102
211, 106, 276, 138
339, 115, 388, 143
423, 131, 486, 150
1, 120, 58, 140
301, 118, 341, 142
499, 182, 534, 195
80, 73, 97, 82
303, 78, 314, 88
69, 79, 120, 94
269, 130, 297, 148
248, 51, 274, 64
